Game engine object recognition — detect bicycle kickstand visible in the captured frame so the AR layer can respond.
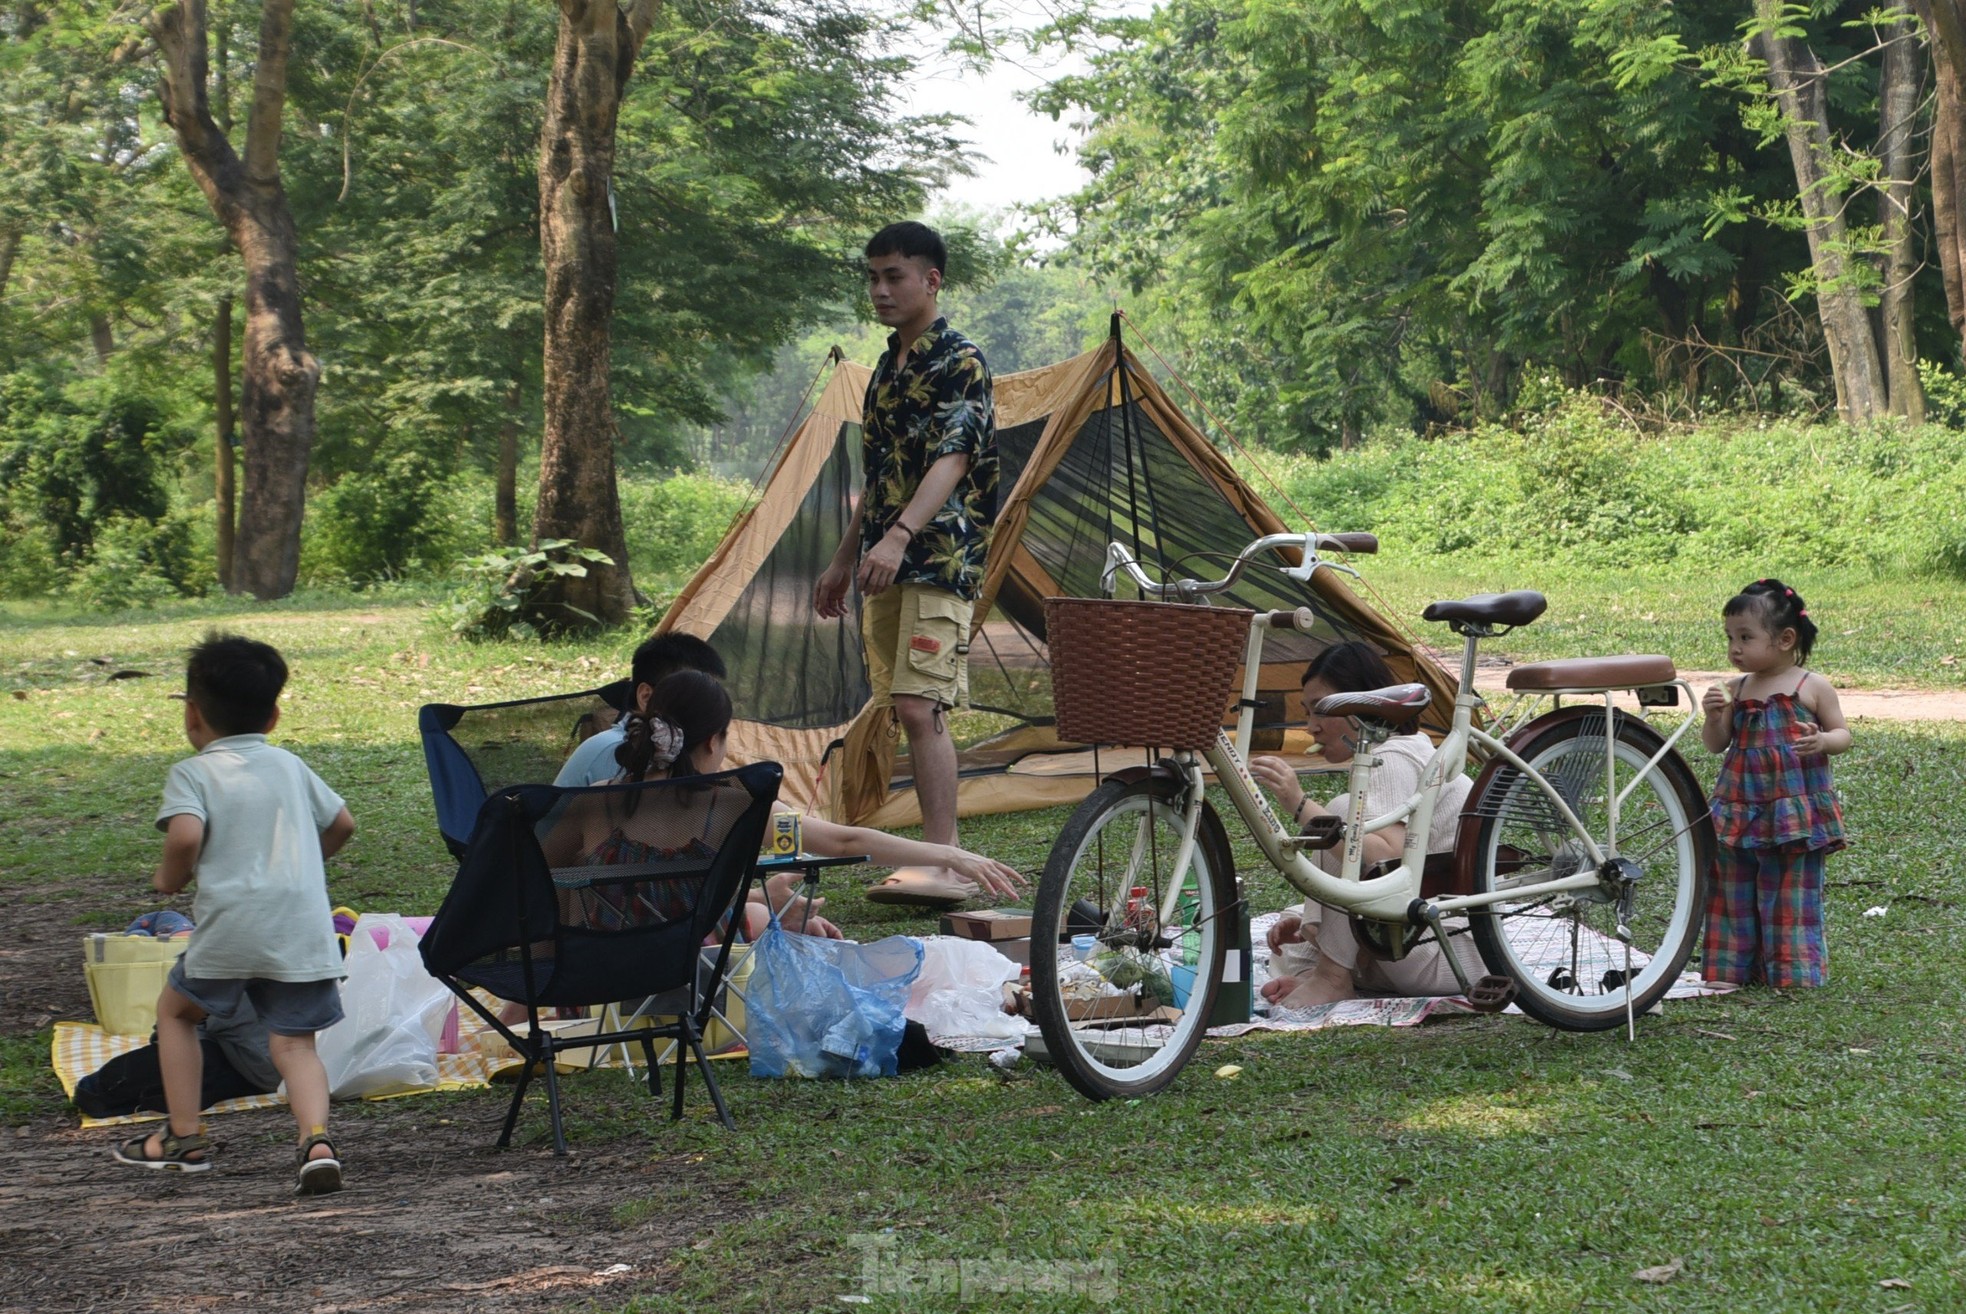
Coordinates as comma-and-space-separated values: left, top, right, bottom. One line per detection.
1415, 904, 1516, 1014
1615, 882, 1637, 1044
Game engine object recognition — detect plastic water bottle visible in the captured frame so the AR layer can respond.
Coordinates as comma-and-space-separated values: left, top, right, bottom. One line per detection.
819, 1011, 874, 1075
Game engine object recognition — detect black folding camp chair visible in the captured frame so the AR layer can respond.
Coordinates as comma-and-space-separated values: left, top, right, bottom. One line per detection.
418, 762, 782, 1153
418, 682, 634, 859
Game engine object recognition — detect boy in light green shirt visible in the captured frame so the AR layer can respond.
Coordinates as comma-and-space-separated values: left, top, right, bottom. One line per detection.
111, 633, 355, 1195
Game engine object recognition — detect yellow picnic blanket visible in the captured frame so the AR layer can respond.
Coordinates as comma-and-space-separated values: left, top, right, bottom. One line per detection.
54, 998, 749, 1128
52, 1020, 505, 1128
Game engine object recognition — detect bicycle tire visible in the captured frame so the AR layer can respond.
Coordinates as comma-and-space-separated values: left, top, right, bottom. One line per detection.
1030, 774, 1237, 1100
1464, 707, 1712, 1030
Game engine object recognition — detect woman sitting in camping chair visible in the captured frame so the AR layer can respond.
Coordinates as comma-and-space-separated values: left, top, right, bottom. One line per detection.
548, 670, 1025, 942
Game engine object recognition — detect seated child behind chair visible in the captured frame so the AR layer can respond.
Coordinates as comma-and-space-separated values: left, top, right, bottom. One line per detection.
109, 633, 356, 1195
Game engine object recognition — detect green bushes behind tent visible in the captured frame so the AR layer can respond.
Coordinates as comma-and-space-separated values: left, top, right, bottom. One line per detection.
0, 453, 751, 607
1257, 392, 1966, 577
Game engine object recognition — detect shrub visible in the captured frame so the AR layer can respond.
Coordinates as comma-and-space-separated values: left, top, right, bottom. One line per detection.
445, 539, 618, 641
0, 376, 174, 562
303, 454, 482, 586
65, 515, 195, 611
619, 470, 750, 595
1254, 388, 1966, 578
0, 509, 61, 598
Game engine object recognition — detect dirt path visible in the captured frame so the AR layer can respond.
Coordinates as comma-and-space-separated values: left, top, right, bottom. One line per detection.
1, 888, 742, 1314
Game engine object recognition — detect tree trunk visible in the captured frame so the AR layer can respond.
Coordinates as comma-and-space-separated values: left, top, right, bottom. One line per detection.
89, 314, 115, 365
1878, 3, 1926, 420
496, 381, 521, 545
213, 296, 237, 590
0, 226, 20, 307
1920, 0, 1966, 364
148, 0, 319, 600
1750, 5, 1892, 422
531, 0, 657, 627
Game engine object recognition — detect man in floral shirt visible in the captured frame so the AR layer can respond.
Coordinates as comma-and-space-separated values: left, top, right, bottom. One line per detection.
815, 222, 997, 899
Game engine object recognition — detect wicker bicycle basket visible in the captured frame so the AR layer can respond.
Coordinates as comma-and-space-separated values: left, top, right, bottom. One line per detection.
1044, 597, 1255, 749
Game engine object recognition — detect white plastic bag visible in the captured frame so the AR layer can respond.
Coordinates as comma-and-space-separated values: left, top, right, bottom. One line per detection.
906, 936, 1027, 1042
316, 913, 452, 1098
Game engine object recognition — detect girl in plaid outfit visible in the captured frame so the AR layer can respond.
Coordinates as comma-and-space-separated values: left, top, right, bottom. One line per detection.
1699, 579, 1850, 986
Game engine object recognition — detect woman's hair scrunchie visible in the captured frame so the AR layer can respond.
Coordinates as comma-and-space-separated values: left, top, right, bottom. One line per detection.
615, 710, 685, 781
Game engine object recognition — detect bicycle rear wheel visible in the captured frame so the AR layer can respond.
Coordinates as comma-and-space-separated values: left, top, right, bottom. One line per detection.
1466, 708, 1712, 1030
1030, 775, 1236, 1100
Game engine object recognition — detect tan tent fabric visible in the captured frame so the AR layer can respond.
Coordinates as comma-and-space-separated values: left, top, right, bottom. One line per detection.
658, 333, 1459, 829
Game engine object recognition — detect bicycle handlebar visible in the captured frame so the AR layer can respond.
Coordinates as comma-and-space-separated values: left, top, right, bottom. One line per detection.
1101, 530, 1375, 602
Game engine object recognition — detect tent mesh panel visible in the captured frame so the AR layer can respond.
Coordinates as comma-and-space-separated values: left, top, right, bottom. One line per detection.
709, 419, 870, 731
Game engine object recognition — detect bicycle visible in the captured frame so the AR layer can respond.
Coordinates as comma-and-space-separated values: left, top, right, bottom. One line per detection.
1028, 532, 1716, 1101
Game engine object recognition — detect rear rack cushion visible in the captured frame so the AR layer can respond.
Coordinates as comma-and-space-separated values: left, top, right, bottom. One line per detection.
1505, 655, 1676, 692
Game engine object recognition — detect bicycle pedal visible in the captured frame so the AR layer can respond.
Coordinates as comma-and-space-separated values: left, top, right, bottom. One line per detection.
1295, 815, 1344, 851
1466, 974, 1517, 1013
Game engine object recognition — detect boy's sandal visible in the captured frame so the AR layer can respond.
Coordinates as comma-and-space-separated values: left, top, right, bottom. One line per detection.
294, 1132, 344, 1197
112, 1128, 212, 1173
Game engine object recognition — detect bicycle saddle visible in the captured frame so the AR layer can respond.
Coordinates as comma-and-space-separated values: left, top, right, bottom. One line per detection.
1312, 682, 1431, 728
1421, 591, 1547, 629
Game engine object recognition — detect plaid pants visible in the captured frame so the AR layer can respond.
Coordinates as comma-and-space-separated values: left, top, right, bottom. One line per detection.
1704, 843, 1827, 988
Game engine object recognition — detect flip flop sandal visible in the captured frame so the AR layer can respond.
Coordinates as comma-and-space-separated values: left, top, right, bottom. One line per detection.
113, 1128, 212, 1173
864, 866, 980, 909
295, 1132, 343, 1196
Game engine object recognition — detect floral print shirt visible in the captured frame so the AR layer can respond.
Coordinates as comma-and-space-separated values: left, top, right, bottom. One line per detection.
859, 317, 997, 601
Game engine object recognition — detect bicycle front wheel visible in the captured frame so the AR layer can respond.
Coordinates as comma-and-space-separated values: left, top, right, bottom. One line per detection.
1030, 775, 1236, 1100
1466, 708, 1712, 1030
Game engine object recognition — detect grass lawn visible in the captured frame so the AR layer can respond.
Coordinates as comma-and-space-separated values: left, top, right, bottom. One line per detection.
3, 588, 1962, 1311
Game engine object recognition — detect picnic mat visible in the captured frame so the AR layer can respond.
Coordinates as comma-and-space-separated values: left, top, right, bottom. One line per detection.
52, 1000, 750, 1128
936, 912, 1734, 1051
52, 1020, 506, 1129
1213, 910, 1733, 1038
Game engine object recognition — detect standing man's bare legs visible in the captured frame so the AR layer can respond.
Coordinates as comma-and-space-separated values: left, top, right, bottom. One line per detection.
894, 692, 957, 849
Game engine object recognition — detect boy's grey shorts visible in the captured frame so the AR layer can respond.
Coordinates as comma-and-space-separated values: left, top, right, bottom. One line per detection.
166, 959, 344, 1037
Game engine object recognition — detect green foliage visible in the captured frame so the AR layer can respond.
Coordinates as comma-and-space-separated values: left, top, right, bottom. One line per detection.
446, 538, 617, 642
0, 375, 174, 559
1040, 0, 1847, 443
0, 508, 61, 598
1265, 399, 1966, 578
1916, 359, 1966, 430
299, 454, 481, 587
617, 471, 750, 600
64, 513, 194, 611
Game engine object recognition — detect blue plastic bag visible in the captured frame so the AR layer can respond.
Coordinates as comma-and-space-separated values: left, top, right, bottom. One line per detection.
746, 917, 923, 1079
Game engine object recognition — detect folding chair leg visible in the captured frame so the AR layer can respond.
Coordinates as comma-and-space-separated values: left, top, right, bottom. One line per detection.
670, 1027, 689, 1121
640, 1038, 661, 1097
688, 1033, 736, 1131
497, 1067, 531, 1149
541, 1041, 569, 1156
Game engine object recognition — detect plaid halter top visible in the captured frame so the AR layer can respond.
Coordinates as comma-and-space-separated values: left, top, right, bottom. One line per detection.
1710, 672, 1846, 852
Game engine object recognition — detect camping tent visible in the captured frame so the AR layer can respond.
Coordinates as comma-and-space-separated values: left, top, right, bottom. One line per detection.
657, 321, 1458, 826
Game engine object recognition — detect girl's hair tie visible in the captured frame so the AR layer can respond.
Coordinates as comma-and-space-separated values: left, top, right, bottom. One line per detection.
1798, 607, 1808, 616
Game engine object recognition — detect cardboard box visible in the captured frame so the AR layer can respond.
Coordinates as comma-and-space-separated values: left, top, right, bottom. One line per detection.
989, 937, 1031, 967
1065, 991, 1176, 1024
939, 909, 1033, 941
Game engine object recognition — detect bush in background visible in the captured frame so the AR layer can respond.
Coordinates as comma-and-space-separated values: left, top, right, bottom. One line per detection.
299, 453, 486, 587
1260, 391, 1966, 577
619, 470, 750, 601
